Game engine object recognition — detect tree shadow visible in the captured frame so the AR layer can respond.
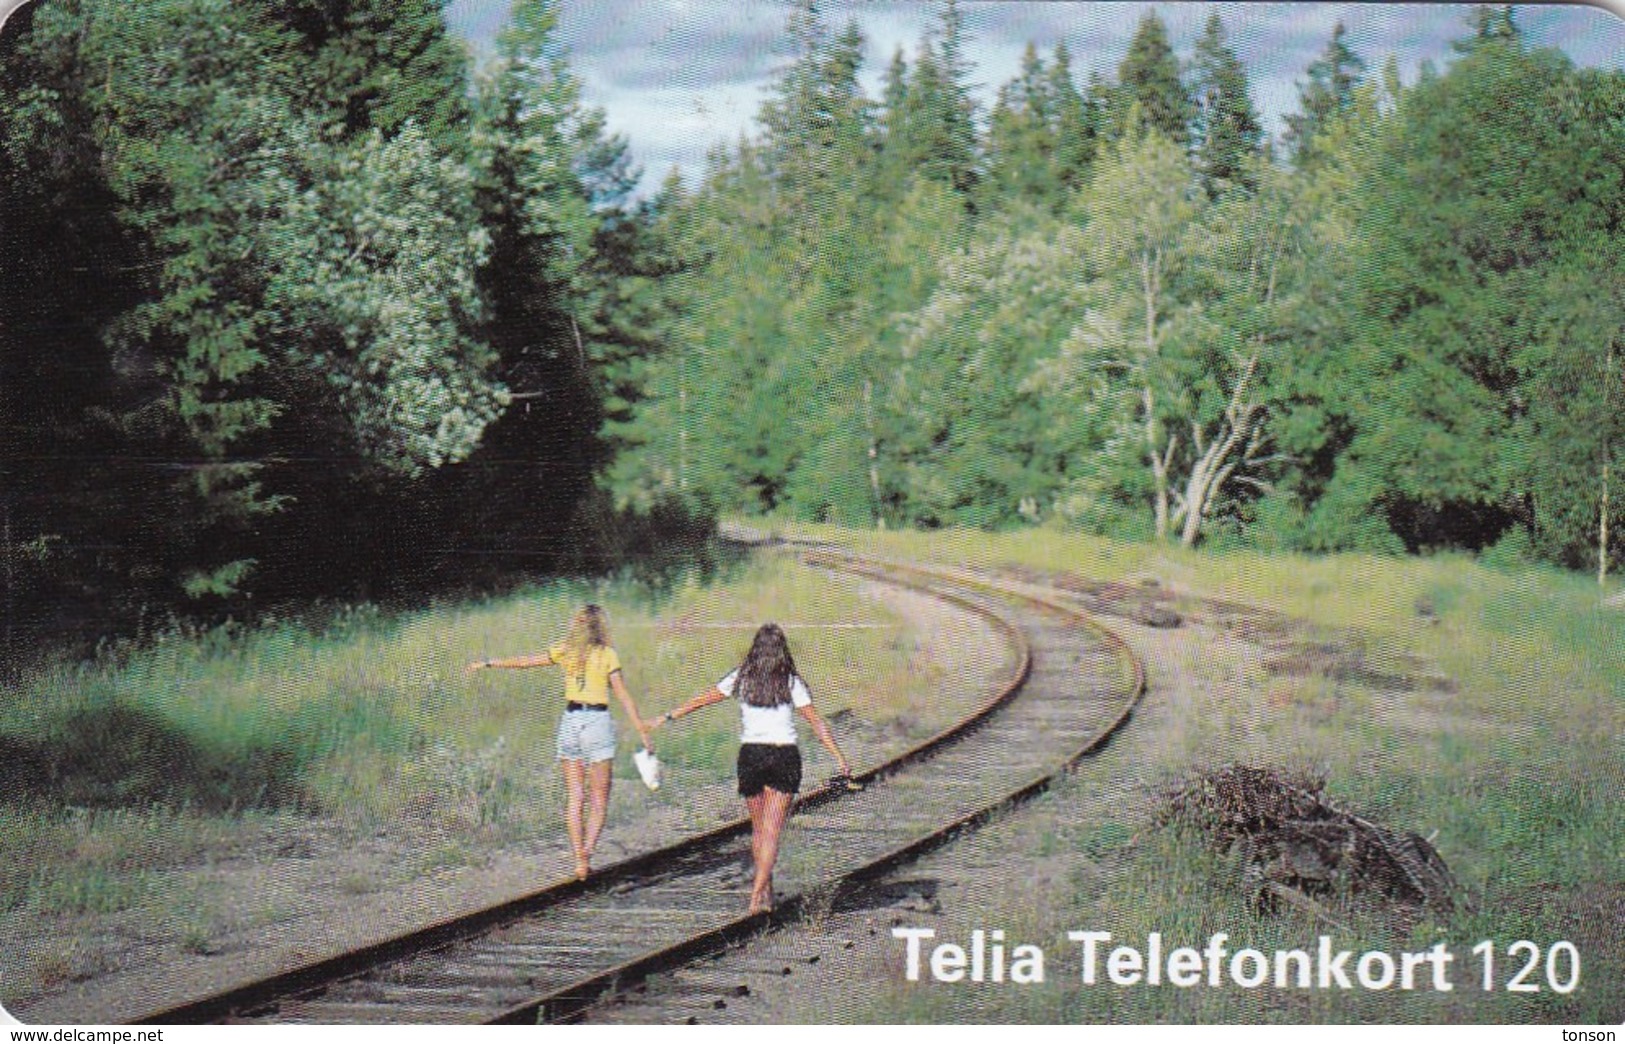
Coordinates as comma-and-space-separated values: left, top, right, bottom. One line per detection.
0, 702, 306, 813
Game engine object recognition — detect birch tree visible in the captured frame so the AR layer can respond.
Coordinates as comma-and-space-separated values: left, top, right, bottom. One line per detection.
1170, 159, 1304, 545
1075, 121, 1199, 540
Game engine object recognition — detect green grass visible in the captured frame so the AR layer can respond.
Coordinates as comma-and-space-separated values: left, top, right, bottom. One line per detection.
25, 866, 151, 917
0, 551, 937, 928
759, 521, 1623, 1023
877, 781, 1619, 1023
0, 805, 245, 917
789, 521, 1622, 783
7, 523, 1617, 1020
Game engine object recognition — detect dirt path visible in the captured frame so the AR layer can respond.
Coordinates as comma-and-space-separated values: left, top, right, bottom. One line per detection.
7, 575, 1008, 1025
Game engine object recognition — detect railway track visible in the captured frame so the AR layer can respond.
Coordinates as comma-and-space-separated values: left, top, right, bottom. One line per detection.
135, 548, 1145, 1026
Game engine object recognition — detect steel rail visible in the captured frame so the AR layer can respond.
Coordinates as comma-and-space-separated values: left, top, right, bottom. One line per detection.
134, 549, 1046, 1025
515, 548, 1147, 1025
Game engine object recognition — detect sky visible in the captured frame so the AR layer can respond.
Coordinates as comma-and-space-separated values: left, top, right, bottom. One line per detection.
443, 1, 1625, 194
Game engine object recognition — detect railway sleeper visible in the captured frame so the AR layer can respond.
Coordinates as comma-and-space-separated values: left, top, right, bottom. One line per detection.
325, 978, 535, 1009
271, 999, 487, 1024
139, 551, 1147, 1028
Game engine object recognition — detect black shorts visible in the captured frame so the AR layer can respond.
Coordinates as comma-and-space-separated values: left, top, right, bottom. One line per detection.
737, 743, 802, 797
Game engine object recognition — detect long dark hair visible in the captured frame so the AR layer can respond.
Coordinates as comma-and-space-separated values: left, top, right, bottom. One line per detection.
735, 623, 797, 708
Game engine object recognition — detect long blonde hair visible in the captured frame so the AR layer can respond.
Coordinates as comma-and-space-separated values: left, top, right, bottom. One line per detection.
559, 604, 611, 673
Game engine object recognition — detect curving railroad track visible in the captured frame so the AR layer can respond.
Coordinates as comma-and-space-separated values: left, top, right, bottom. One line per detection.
134, 547, 1145, 1026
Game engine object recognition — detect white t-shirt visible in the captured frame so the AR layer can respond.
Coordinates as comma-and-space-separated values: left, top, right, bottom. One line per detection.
716, 668, 811, 746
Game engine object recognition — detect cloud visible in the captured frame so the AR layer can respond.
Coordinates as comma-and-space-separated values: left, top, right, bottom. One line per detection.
447, 0, 1625, 194
566, 6, 787, 92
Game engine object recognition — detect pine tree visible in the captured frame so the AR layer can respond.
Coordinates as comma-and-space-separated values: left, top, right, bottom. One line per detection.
84, 0, 309, 600
0, 0, 175, 654
759, 7, 873, 285
983, 43, 1060, 208
0, 0, 617, 639
601, 169, 705, 511
267, 0, 471, 146
1048, 42, 1099, 199
1458, 4, 1519, 49
1116, 10, 1193, 145
935, 0, 979, 195
449, 0, 611, 558
1083, 69, 1119, 154
1191, 12, 1262, 196
612, 3, 875, 519
3, 0, 491, 613
892, 0, 979, 198
874, 44, 912, 198
1284, 22, 1365, 170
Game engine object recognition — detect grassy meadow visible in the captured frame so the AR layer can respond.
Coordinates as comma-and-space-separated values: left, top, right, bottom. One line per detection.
762, 521, 1623, 1023
2, 522, 1619, 1021
0, 550, 953, 996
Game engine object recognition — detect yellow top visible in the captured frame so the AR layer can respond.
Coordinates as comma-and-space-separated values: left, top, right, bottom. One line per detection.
548, 644, 622, 706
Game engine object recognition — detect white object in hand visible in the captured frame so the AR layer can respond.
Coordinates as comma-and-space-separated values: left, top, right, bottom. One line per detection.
633, 747, 662, 790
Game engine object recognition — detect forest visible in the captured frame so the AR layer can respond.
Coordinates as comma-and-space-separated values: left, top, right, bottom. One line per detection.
2, 0, 1622, 674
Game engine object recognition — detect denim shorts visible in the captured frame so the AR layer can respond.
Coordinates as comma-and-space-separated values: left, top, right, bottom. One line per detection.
556, 708, 617, 763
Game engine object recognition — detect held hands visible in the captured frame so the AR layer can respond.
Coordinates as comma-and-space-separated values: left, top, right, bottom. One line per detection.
638, 710, 678, 751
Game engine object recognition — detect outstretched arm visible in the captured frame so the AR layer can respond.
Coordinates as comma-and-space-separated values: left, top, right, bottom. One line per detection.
608, 670, 653, 750
797, 704, 851, 777
466, 652, 555, 673
651, 687, 728, 728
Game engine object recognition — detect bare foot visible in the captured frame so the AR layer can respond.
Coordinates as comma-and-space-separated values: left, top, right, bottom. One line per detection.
748, 890, 772, 914
574, 853, 591, 881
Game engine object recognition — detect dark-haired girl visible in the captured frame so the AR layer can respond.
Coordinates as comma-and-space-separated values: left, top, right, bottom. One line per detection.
468, 604, 652, 881
653, 623, 850, 913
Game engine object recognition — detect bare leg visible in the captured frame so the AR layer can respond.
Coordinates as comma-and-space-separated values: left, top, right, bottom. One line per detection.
750, 787, 794, 913
583, 759, 614, 873
744, 792, 766, 890
561, 759, 589, 880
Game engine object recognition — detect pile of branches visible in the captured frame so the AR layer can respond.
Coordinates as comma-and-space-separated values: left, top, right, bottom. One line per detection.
1159, 764, 1458, 917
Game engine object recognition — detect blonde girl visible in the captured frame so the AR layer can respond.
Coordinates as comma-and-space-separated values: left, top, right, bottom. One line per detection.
468, 604, 651, 880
